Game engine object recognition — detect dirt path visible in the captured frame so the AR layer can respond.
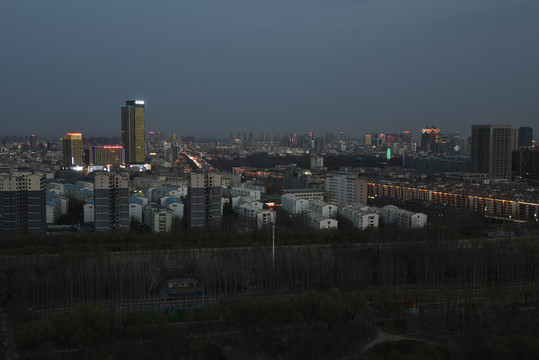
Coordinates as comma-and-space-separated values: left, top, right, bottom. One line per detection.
362, 327, 440, 353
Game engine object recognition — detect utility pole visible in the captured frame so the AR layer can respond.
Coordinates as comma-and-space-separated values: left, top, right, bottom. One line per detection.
272, 212, 276, 272
272, 222, 275, 272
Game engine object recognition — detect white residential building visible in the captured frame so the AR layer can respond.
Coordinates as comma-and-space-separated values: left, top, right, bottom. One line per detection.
240, 180, 265, 192
161, 196, 184, 219
306, 210, 338, 230
282, 194, 310, 215
339, 204, 379, 230
230, 187, 261, 200
324, 173, 367, 205
238, 202, 275, 229
282, 189, 325, 202
169, 186, 188, 198
143, 204, 173, 233
378, 205, 428, 229
147, 187, 174, 203
83, 202, 95, 223
129, 202, 143, 223
309, 200, 338, 219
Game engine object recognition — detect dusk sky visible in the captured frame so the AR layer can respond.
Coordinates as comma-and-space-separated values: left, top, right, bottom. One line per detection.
1, 0, 538, 139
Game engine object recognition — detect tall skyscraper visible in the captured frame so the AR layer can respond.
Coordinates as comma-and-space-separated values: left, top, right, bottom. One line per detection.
62, 132, 83, 167
518, 127, 533, 149
188, 173, 222, 230
29, 134, 37, 151
471, 124, 513, 179
0, 174, 45, 234
121, 100, 145, 164
94, 173, 129, 231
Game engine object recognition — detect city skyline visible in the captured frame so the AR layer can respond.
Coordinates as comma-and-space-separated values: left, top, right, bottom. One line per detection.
2, 1, 539, 138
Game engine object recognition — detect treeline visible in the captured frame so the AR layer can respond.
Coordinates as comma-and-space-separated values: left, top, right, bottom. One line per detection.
212, 152, 388, 171
2, 239, 539, 309
15, 290, 372, 359
0, 211, 489, 255
15, 290, 539, 359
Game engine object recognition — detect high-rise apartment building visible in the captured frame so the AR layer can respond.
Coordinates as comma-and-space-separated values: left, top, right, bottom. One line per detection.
0, 174, 45, 234
471, 124, 513, 179
518, 127, 533, 149
121, 100, 145, 164
89, 146, 125, 166
62, 132, 83, 167
325, 173, 367, 205
94, 173, 129, 231
188, 173, 222, 230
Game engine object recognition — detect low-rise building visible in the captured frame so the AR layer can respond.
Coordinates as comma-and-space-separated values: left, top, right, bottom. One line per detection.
339, 204, 379, 229
238, 202, 275, 229
283, 189, 325, 202
143, 203, 173, 233
309, 200, 338, 219
281, 193, 310, 215
305, 210, 338, 230
129, 198, 143, 223
378, 205, 428, 229
83, 201, 95, 224
161, 196, 184, 219
230, 187, 261, 200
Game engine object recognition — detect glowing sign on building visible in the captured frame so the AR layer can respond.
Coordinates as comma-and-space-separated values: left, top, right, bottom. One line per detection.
387, 148, 391, 160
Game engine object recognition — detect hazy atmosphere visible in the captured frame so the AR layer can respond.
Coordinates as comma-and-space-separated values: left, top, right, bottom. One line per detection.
1, 0, 538, 138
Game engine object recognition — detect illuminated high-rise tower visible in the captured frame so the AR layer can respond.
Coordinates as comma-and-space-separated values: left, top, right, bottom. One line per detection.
121, 100, 145, 164
62, 132, 83, 167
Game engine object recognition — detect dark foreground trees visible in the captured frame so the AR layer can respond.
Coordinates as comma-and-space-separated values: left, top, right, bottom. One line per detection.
14, 290, 372, 359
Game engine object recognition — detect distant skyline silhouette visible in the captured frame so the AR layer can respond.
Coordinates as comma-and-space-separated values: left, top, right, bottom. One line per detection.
1, 0, 538, 139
